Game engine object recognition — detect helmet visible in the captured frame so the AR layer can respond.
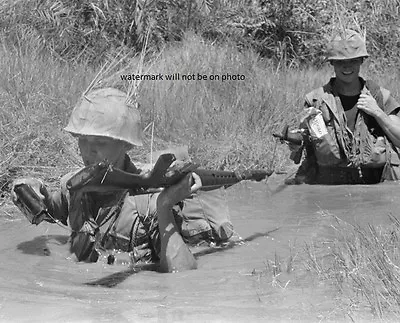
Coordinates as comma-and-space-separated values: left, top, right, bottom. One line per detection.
326, 29, 369, 61
65, 87, 143, 146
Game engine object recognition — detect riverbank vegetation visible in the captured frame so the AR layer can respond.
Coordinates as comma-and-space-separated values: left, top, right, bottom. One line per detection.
1, 0, 399, 68
0, 0, 399, 186
1, 32, 399, 190
304, 215, 400, 320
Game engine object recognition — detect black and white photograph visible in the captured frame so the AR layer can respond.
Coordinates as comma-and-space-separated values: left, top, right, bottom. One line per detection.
1, 0, 400, 322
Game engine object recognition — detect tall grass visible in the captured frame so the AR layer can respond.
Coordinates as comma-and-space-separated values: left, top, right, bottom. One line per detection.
0, 41, 92, 190
136, 34, 331, 169
0, 34, 399, 191
2, 0, 399, 68
305, 215, 400, 320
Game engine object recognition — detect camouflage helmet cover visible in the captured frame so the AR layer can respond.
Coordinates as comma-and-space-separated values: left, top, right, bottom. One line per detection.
65, 87, 143, 146
326, 29, 369, 61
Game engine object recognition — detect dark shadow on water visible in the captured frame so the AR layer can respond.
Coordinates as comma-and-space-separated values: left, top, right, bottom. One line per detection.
270, 183, 289, 196
193, 227, 280, 258
17, 235, 69, 256
85, 263, 157, 288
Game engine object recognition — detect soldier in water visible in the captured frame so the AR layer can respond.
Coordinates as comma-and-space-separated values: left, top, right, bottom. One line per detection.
286, 29, 400, 185
12, 87, 234, 272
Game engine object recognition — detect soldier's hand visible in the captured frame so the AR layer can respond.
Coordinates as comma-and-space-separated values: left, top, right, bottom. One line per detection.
158, 173, 202, 207
357, 93, 383, 118
190, 172, 202, 193
138, 163, 153, 175
169, 159, 190, 170
299, 107, 321, 124
11, 178, 48, 204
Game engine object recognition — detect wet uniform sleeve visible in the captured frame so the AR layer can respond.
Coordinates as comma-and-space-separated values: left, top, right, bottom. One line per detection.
386, 96, 400, 116
381, 88, 400, 115
44, 172, 73, 226
45, 190, 69, 225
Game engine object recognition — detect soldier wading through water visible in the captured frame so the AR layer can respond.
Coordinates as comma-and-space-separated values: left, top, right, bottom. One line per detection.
286, 29, 400, 185
12, 87, 234, 273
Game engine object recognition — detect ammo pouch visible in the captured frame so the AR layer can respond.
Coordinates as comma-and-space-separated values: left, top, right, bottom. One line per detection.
356, 135, 387, 168
174, 188, 233, 244
305, 95, 343, 167
311, 130, 342, 166
70, 219, 100, 262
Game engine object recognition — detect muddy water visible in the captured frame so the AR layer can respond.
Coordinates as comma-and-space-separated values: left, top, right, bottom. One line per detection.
1, 176, 399, 323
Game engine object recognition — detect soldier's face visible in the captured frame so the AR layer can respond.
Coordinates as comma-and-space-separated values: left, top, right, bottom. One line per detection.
331, 58, 363, 83
78, 136, 128, 166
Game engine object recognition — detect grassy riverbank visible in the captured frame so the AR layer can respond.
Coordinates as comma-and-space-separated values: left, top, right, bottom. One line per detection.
1, 33, 399, 190
304, 215, 400, 320
0, 34, 306, 190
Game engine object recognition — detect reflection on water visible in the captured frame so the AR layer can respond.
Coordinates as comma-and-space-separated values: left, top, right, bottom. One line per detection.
1, 178, 400, 322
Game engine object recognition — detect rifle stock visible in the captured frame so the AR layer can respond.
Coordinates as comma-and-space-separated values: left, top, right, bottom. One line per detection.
66, 153, 272, 193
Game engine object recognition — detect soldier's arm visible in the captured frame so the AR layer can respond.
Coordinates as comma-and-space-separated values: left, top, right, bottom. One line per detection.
39, 172, 72, 225
358, 91, 400, 148
11, 178, 69, 225
377, 113, 400, 148
44, 190, 69, 225
155, 173, 200, 273
379, 93, 400, 148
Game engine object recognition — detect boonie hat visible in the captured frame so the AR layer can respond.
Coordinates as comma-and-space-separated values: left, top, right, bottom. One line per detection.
65, 87, 143, 146
326, 29, 369, 61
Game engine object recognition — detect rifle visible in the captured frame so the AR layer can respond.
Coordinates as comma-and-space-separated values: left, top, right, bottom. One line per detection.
272, 125, 310, 164
13, 183, 70, 226
66, 153, 272, 193
272, 124, 304, 145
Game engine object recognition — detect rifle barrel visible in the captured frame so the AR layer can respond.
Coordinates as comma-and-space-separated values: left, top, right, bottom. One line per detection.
66, 154, 272, 193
